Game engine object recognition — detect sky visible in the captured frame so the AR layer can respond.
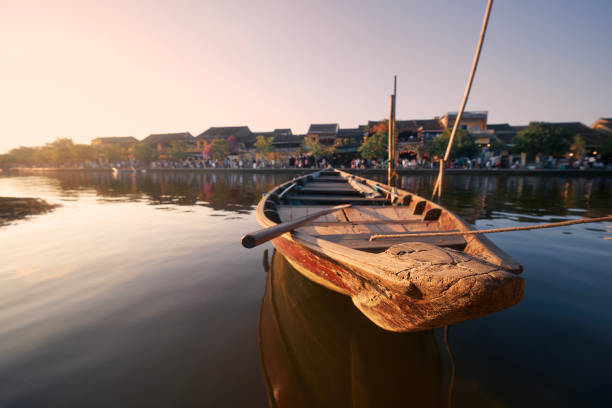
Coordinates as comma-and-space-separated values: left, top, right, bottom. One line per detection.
1, 0, 611, 153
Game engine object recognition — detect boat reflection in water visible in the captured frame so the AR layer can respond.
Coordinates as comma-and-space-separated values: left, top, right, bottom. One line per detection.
259, 249, 446, 407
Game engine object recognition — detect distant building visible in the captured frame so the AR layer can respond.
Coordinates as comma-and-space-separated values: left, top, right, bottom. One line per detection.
273, 128, 293, 137
439, 111, 488, 132
197, 126, 254, 155
591, 118, 612, 133
335, 128, 364, 154
272, 134, 305, 161
91, 137, 138, 147
487, 123, 521, 147
142, 132, 195, 154
307, 123, 339, 145
548, 122, 608, 153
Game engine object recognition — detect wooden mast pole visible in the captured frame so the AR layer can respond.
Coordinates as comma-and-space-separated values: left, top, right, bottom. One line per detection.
432, 0, 494, 199
388, 75, 397, 186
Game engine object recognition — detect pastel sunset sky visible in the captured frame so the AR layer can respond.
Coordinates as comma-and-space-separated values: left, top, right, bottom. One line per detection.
1, 0, 611, 152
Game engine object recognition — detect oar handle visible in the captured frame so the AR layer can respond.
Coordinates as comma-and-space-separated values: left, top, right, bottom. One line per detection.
242, 204, 351, 248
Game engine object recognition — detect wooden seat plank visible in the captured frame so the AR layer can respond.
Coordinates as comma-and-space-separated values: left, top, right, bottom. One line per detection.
287, 195, 387, 203
314, 176, 348, 182
316, 233, 467, 251
343, 206, 416, 222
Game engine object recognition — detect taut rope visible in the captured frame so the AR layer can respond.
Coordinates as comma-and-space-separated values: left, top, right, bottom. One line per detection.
369, 216, 612, 241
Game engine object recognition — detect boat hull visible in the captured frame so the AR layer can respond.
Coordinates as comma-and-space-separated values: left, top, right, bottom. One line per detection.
272, 235, 524, 332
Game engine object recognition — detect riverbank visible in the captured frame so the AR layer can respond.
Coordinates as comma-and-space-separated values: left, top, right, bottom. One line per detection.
6, 167, 612, 177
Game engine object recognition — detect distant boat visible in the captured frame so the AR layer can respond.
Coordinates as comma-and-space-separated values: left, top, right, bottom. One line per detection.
247, 168, 524, 332
112, 166, 136, 173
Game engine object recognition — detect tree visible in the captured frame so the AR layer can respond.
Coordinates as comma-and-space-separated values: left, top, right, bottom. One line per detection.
227, 136, 239, 155
426, 128, 477, 159
133, 143, 157, 165
570, 135, 585, 160
169, 140, 188, 161
254, 135, 274, 155
101, 144, 123, 163
209, 138, 229, 160
512, 122, 572, 158
7, 146, 38, 166
71, 144, 97, 162
300, 136, 335, 159
600, 136, 612, 161
359, 132, 387, 159
49, 138, 75, 164
0, 153, 16, 168
489, 137, 507, 155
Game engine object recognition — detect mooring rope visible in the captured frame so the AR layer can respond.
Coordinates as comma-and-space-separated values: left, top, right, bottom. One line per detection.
369, 216, 612, 241
443, 326, 456, 408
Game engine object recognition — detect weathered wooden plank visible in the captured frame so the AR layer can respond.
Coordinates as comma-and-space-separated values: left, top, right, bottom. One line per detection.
302, 182, 353, 189
343, 206, 416, 222
317, 233, 467, 251
313, 176, 348, 182
277, 205, 346, 223
287, 195, 387, 203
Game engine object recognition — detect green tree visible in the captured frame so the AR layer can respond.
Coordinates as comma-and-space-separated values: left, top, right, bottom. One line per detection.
359, 132, 387, 159
426, 128, 477, 159
133, 143, 157, 165
169, 140, 188, 161
7, 146, 38, 166
210, 138, 229, 160
490, 137, 507, 155
600, 136, 612, 161
570, 135, 585, 159
35, 146, 55, 165
49, 138, 75, 164
101, 144, 123, 163
71, 144, 97, 162
512, 122, 572, 158
0, 153, 16, 168
301, 136, 335, 159
254, 135, 274, 155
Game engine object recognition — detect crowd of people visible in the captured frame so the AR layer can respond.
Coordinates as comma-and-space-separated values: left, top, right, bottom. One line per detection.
8, 153, 609, 171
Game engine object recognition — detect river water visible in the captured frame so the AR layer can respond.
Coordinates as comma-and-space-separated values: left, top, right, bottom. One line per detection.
0, 171, 610, 407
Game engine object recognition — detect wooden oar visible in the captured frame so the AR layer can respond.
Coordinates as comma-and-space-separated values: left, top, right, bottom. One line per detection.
242, 204, 351, 248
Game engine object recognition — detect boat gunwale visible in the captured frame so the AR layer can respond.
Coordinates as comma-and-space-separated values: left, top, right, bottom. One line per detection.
255, 168, 522, 278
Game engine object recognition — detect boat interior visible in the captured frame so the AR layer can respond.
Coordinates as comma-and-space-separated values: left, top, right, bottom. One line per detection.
267, 170, 467, 254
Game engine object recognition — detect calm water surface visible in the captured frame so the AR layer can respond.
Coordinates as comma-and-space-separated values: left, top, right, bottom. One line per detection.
0, 171, 610, 407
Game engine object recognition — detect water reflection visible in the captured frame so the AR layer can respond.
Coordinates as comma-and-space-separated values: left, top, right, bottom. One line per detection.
3, 172, 609, 221
259, 249, 446, 407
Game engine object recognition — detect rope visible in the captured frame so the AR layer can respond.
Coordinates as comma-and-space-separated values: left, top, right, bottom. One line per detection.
432, 0, 494, 199
444, 326, 456, 408
369, 216, 612, 241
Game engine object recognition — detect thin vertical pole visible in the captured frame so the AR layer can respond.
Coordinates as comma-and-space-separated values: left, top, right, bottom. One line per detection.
388, 93, 394, 186
433, 0, 494, 199
388, 75, 397, 187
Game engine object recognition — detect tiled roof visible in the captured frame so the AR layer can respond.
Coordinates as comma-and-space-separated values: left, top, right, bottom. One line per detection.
91, 136, 138, 145
274, 128, 293, 135
197, 126, 253, 140
487, 123, 514, 132
272, 134, 305, 145
307, 123, 339, 134
142, 132, 194, 145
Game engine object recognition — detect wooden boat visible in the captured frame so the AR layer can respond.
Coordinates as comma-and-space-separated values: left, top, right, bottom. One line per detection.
112, 166, 136, 173
259, 248, 446, 407
254, 168, 524, 332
